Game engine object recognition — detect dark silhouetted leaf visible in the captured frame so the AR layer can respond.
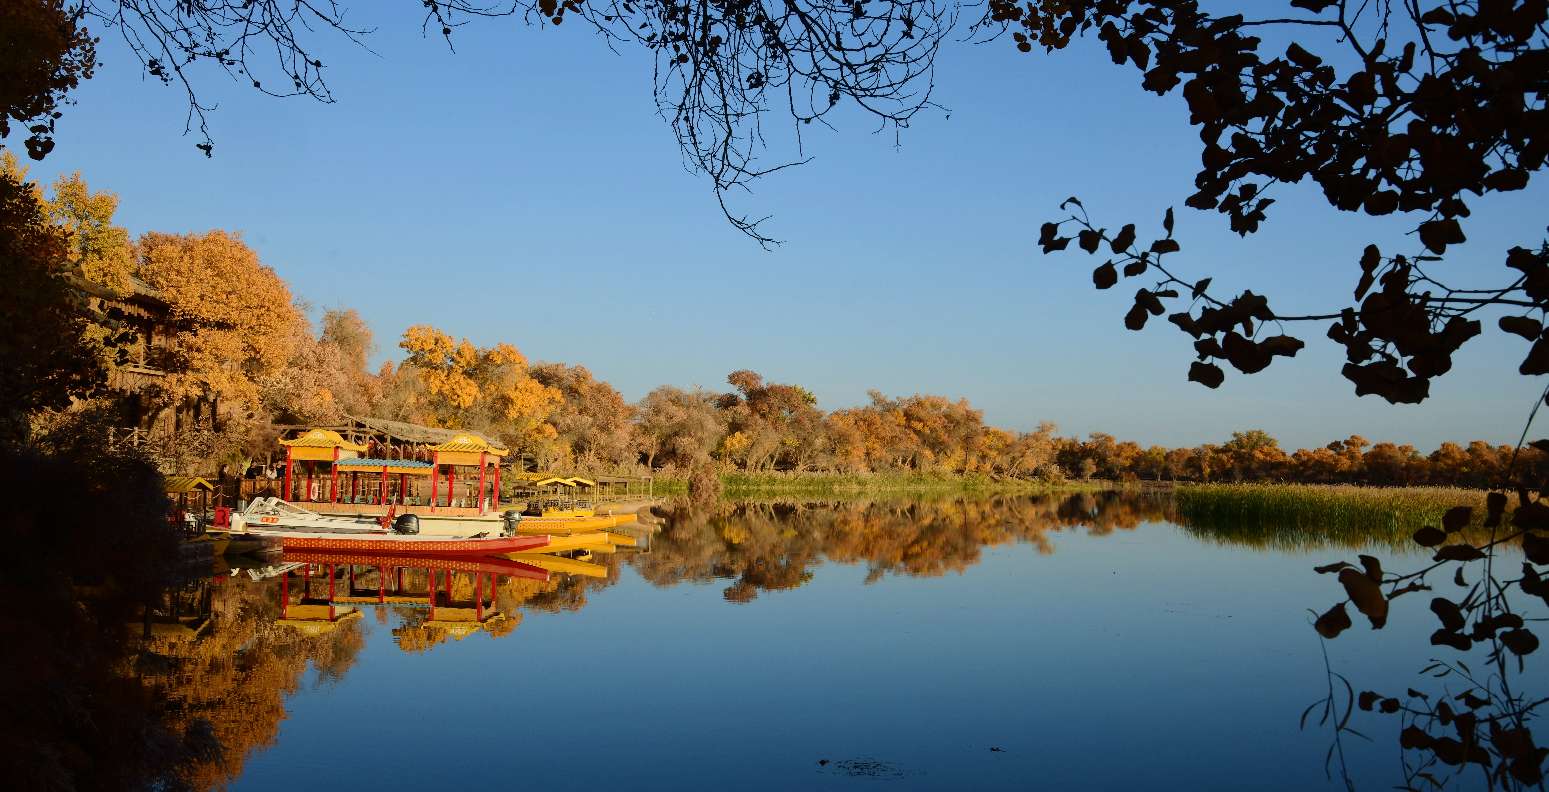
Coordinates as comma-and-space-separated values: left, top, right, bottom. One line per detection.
1092, 262, 1118, 289
1111, 224, 1136, 252
1500, 315, 1543, 340
1357, 554, 1382, 583
1430, 597, 1465, 632
1315, 602, 1352, 638
1442, 507, 1472, 532
1187, 361, 1224, 388
1339, 568, 1388, 628
1433, 544, 1486, 562
1413, 526, 1446, 547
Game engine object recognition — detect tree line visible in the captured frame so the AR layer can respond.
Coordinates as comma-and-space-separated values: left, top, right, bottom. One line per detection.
6, 158, 1534, 488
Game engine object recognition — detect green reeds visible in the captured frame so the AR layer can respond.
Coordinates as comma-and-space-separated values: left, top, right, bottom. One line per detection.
1174, 483, 1490, 552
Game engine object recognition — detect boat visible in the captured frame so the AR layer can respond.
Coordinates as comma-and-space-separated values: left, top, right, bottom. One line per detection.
506, 553, 610, 578
221, 498, 550, 556
280, 550, 550, 583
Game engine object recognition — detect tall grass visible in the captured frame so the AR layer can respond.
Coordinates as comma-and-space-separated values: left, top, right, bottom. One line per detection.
650, 471, 1102, 499
1174, 483, 1490, 551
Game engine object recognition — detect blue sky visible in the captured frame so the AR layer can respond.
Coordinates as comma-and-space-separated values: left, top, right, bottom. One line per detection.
28, 9, 1545, 450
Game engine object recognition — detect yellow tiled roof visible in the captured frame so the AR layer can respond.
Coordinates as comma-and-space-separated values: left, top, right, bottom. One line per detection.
279, 428, 368, 452
429, 432, 508, 456
164, 476, 215, 494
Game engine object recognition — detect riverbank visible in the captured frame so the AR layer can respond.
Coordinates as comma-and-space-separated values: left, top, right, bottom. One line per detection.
649, 471, 1107, 498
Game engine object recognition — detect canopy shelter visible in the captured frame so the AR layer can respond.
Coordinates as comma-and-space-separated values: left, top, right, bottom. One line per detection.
275, 425, 508, 514
278, 429, 367, 504
508, 473, 654, 506
507, 473, 588, 515
165, 476, 215, 533
427, 433, 508, 514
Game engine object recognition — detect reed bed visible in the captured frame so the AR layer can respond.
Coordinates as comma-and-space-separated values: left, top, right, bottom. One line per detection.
1174, 483, 1491, 552
652, 471, 1100, 499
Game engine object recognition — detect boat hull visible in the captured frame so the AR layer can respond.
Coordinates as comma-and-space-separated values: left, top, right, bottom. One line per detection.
248, 532, 550, 556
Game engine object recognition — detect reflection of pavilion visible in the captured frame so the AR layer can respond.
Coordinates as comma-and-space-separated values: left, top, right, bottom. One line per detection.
277, 552, 549, 635
135, 577, 215, 641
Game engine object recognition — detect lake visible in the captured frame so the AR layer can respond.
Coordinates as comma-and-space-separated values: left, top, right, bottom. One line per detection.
47, 492, 1543, 789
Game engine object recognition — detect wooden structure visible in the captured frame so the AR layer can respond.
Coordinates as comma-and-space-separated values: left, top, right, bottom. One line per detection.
272, 424, 508, 516
165, 476, 215, 535
277, 553, 544, 637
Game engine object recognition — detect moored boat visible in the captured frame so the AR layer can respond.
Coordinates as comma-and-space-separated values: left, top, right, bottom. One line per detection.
222, 498, 549, 556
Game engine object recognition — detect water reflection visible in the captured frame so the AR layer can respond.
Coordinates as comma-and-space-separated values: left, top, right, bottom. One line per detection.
7, 490, 1504, 790
636, 491, 1184, 601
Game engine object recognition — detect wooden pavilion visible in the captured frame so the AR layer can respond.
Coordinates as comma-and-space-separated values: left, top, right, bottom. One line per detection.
269, 421, 509, 518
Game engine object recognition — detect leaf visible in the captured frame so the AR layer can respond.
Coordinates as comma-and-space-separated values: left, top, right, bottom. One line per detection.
1162, 207, 1174, 234
1417, 218, 1466, 254
1314, 602, 1352, 638
1191, 277, 1211, 299
1357, 554, 1382, 583
1429, 597, 1465, 632
1187, 361, 1224, 388
1523, 531, 1549, 565
1150, 238, 1181, 255
1441, 507, 1472, 532
1078, 229, 1102, 253
1501, 628, 1538, 656
1413, 526, 1446, 547
1500, 315, 1543, 340
1110, 224, 1136, 253
1314, 561, 1354, 574
1433, 544, 1486, 562
1092, 262, 1118, 289
1339, 568, 1388, 628
1431, 629, 1472, 651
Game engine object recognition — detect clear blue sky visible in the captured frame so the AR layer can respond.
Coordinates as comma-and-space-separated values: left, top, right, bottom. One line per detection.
30, 9, 1545, 450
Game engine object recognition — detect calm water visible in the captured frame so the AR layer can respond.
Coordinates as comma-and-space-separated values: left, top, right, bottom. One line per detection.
46, 493, 1536, 789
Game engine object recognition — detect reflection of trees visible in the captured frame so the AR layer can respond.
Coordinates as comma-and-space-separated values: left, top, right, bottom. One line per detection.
635, 492, 1169, 601
136, 575, 366, 790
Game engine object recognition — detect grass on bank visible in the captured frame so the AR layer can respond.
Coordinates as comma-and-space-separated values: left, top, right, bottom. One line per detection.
649, 471, 1105, 498
1174, 483, 1491, 551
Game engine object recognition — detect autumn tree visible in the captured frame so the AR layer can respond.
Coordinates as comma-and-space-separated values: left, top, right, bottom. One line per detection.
0, 162, 102, 444
388, 325, 562, 461
136, 230, 302, 439
260, 308, 380, 427
529, 362, 636, 471
0, 0, 94, 160
634, 385, 725, 470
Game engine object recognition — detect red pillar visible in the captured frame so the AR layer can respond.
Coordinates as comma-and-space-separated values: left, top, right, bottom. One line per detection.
399, 473, 407, 505
475, 573, 483, 621
428, 569, 436, 619
493, 463, 501, 509
429, 453, 439, 513
283, 446, 294, 500
447, 466, 456, 508
378, 466, 388, 505
476, 452, 488, 515
378, 565, 386, 603
330, 446, 341, 504
351, 471, 359, 503
444, 569, 452, 601
305, 463, 314, 503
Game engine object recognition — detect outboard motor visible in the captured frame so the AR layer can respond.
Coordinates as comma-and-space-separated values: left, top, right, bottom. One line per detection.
392, 513, 420, 535
501, 510, 522, 536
